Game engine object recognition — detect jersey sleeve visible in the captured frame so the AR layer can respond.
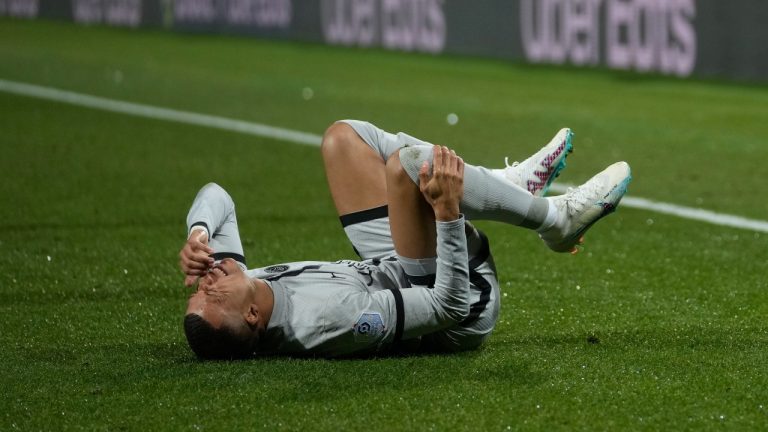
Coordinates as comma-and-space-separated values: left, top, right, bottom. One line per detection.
314, 289, 400, 357
185, 183, 246, 266
395, 217, 470, 340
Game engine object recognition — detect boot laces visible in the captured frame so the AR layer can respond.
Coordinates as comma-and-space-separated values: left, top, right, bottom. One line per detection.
563, 180, 602, 216
503, 156, 520, 169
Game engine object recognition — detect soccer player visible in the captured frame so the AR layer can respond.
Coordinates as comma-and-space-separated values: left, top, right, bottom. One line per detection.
179, 120, 632, 359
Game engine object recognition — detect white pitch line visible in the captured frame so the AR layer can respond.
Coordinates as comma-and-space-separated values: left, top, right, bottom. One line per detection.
549, 184, 768, 233
0, 78, 324, 146
2, 78, 767, 234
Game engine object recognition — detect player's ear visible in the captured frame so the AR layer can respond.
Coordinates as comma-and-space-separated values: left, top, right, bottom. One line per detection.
245, 304, 260, 327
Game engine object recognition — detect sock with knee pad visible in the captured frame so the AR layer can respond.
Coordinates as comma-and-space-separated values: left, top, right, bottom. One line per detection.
337, 120, 433, 161
398, 145, 554, 230
397, 255, 437, 288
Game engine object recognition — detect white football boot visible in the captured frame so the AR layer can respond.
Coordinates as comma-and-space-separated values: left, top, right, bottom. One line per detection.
501, 128, 574, 197
539, 161, 632, 253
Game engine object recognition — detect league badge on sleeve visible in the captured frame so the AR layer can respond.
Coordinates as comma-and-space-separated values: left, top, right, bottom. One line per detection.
353, 312, 385, 342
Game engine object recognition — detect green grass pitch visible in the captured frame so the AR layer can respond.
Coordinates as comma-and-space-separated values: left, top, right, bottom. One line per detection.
1, 19, 767, 430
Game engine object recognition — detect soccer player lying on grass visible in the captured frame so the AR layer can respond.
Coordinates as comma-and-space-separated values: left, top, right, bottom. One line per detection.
179, 120, 632, 359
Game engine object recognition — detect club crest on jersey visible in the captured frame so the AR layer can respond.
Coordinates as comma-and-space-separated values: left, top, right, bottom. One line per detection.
264, 265, 289, 273
353, 312, 385, 342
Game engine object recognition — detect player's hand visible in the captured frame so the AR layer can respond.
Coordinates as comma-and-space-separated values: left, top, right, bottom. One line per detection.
179, 228, 214, 287
418, 145, 464, 221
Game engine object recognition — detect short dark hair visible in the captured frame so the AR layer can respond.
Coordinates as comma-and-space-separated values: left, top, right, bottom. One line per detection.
183, 313, 258, 360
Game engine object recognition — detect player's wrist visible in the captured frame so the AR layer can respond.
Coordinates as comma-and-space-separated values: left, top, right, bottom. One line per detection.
433, 202, 460, 221
188, 226, 209, 241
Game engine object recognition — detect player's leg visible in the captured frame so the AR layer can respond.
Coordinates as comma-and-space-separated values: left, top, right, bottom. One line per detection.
386, 147, 533, 261
324, 120, 631, 255
322, 121, 389, 216
321, 121, 399, 259
325, 120, 551, 253
397, 145, 554, 229
396, 145, 631, 253
326, 121, 561, 231
323, 120, 565, 223
385, 151, 498, 348
339, 120, 575, 199
386, 149, 479, 287
385, 150, 437, 260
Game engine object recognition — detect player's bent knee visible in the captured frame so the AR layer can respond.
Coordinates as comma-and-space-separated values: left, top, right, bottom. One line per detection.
321, 122, 356, 159
390, 146, 433, 184
385, 151, 410, 185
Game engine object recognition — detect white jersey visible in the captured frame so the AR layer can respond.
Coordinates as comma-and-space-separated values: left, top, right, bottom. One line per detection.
243, 219, 499, 357
246, 259, 403, 357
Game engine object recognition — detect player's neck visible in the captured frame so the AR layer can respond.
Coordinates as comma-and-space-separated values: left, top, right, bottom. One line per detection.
251, 278, 275, 325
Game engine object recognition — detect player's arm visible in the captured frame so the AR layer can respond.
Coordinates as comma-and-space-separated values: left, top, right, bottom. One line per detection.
179, 183, 237, 286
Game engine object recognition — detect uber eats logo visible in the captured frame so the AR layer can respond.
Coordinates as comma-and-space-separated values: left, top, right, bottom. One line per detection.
72, 0, 141, 26
173, 0, 291, 27
520, 0, 696, 77
0, 0, 38, 17
321, 0, 446, 53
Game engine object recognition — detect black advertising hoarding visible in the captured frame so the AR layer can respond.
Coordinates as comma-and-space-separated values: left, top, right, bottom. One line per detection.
0, 0, 164, 26
2, 0, 766, 82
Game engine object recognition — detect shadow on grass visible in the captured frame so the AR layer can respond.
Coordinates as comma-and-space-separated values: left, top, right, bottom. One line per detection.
135, 340, 549, 393
15, 325, 765, 404
20, 324, 766, 369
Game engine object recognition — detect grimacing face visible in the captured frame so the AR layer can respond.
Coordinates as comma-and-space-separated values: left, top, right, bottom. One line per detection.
186, 258, 255, 330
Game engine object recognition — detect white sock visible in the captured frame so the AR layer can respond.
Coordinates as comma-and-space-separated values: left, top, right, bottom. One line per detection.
397, 255, 437, 287
490, 167, 507, 179
537, 199, 559, 232
398, 145, 550, 229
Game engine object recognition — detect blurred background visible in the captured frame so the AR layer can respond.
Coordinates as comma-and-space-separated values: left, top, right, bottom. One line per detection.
4, 0, 768, 81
